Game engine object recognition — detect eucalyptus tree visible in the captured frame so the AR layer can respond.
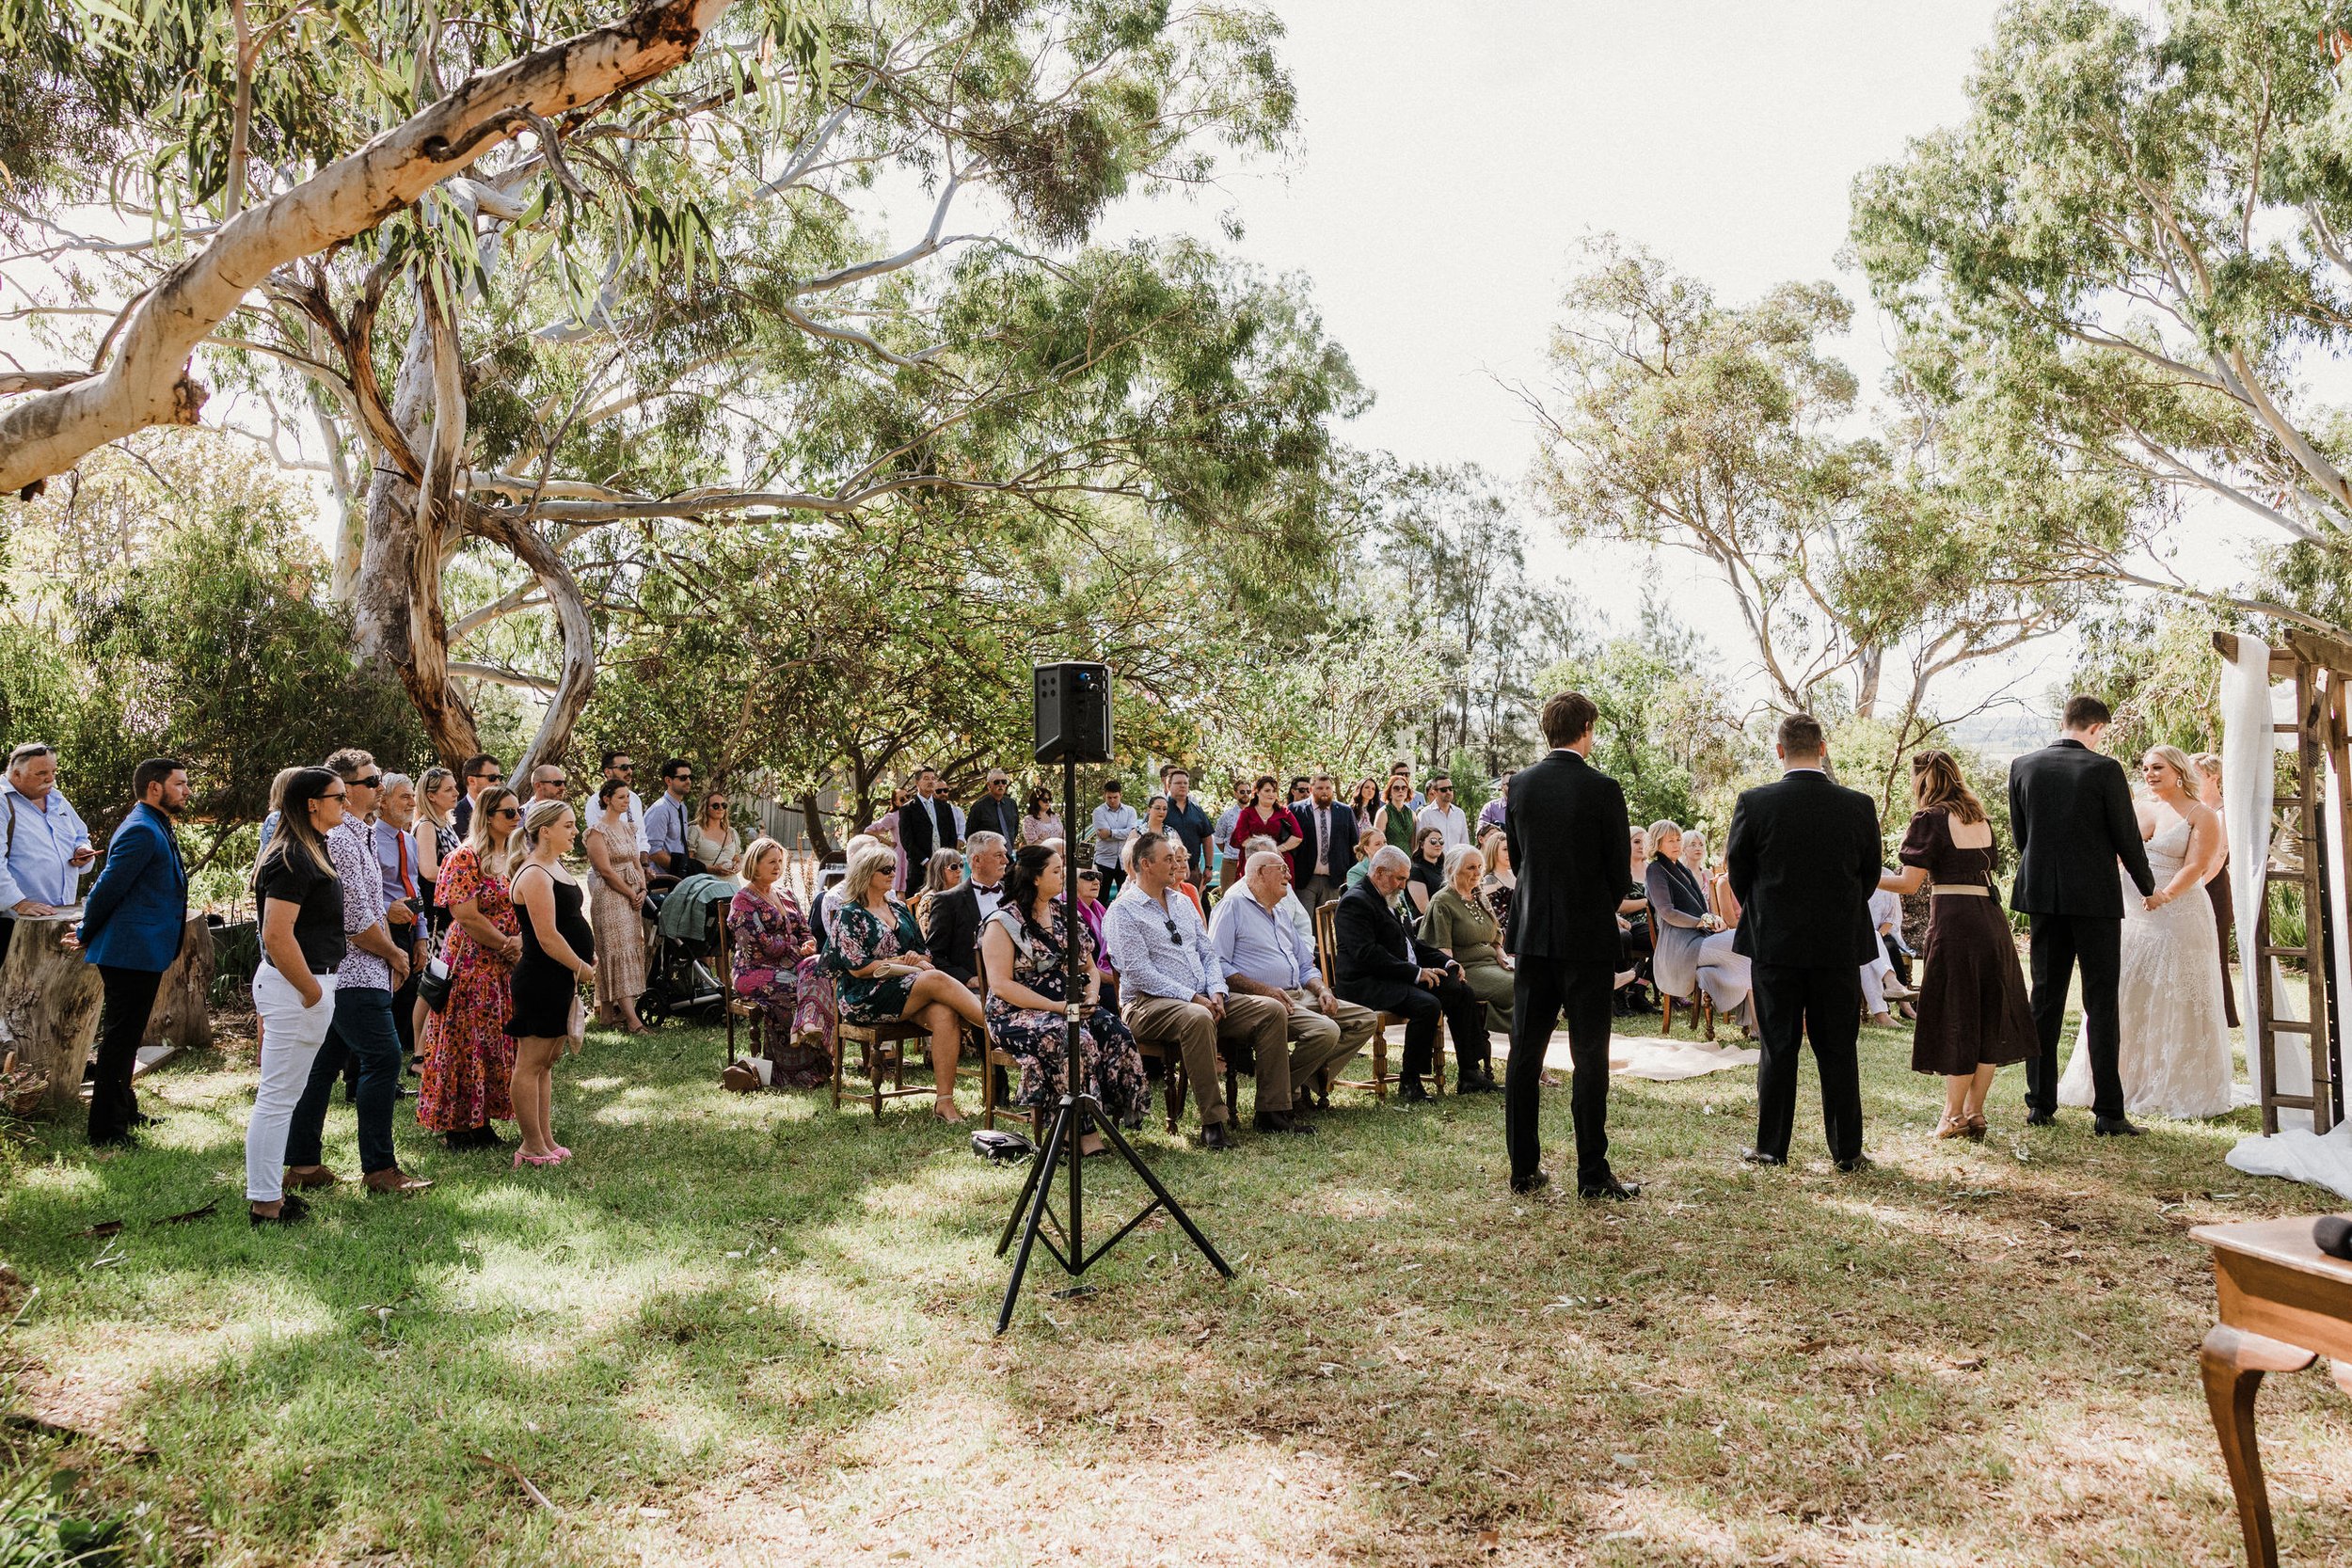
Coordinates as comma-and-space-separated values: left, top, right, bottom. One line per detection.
1524, 235, 2080, 723
3, 0, 1354, 772
1851, 0, 2352, 634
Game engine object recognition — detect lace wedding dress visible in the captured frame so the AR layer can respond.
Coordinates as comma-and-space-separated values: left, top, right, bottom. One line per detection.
2058, 813, 2235, 1118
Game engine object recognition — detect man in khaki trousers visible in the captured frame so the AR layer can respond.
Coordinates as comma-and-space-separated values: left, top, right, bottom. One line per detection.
1210, 851, 1375, 1115
1103, 832, 1292, 1150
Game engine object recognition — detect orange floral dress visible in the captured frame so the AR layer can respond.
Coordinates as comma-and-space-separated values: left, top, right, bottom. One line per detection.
416, 847, 520, 1132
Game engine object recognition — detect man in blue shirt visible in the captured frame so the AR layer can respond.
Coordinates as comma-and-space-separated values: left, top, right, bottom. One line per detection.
0, 741, 96, 968
77, 756, 189, 1147
642, 757, 698, 883
1210, 849, 1375, 1117
1163, 768, 1214, 888
1103, 831, 1290, 1148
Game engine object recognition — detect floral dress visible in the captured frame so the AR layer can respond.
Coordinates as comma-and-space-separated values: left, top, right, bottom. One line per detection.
417, 847, 519, 1132
982, 906, 1150, 1126
727, 885, 834, 1085
587, 813, 648, 1017
829, 897, 929, 1023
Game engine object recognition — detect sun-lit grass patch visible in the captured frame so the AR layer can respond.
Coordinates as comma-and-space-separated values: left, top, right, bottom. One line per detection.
2, 1013, 2349, 1564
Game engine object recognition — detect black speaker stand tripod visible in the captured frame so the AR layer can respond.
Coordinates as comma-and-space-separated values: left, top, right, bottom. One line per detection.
993, 743, 1232, 1334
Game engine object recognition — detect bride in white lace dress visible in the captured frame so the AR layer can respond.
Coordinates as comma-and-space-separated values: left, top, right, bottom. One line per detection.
2058, 745, 2234, 1118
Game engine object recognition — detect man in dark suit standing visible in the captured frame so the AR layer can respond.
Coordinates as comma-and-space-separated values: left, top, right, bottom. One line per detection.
1332, 850, 1490, 1102
1504, 691, 1636, 1199
1726, 713, 1883, 1171
896, 766, 960, 870
964, 769, 1020, 846
1290, 771, 1358, 910
2009, 694, 2157, 1133
925, 832, 1007, 989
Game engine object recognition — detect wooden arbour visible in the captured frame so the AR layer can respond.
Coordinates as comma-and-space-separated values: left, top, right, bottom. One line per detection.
2215, 629, 2348, 1134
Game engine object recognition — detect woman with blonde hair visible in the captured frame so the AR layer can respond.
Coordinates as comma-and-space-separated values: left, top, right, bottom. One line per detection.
2054, 745, 2233, 1118
506, 799, 594, 1165
728, 836, 834, 1085
827, 840, 985, 1122
1644, 819, 1751, 1030
1880, 750, 2036, 1139
417, 784, 525, 1149
913, 847, 965, 937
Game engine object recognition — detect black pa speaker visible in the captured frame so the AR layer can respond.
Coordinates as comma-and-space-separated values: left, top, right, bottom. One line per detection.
1034, 662, 1112, 765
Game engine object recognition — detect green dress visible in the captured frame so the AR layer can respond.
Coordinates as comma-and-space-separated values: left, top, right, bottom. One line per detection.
1382, 801, 1417, 851
830, 897, 930, 1023
1419, 885, 1513, 1034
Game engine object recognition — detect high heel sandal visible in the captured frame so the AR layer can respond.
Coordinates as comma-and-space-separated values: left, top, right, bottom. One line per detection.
1934, 1114, 1969, 1140
514, 1147, 564, 1168
1965, 1113, 1988, 1141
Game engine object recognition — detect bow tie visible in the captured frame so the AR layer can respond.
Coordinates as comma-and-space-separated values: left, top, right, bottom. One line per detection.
973, 884, 1001, 895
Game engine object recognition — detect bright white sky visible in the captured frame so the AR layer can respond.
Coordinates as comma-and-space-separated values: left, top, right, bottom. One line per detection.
1092, 0, 2109, 721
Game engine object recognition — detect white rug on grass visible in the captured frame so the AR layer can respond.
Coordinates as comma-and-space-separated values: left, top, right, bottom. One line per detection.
1492, 1032, 1760, 1082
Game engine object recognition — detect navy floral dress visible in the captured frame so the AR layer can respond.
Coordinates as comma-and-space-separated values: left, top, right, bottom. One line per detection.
829, 897, 928, 1023
983, 906, 1151, 1127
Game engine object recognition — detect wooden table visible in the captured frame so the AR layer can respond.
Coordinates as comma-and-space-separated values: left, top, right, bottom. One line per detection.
2191, 1217, 2352, 1565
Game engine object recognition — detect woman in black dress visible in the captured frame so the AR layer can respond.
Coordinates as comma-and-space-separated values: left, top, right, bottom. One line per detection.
1879, 750, 2037, 1141
1406, 824, 1448, 917
507, 799, 595, 1167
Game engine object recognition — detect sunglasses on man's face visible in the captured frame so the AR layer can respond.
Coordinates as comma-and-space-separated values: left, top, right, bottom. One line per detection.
476, 772, 504, 784
351, 775, 384, 790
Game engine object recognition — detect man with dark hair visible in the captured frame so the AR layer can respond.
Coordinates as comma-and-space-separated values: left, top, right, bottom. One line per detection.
2010, 694, 2156, 1132
1726, 713, 1883, 1172
1504, 691, 1636, 1197
1417, 772, 1468, 848
895, 765, 959, 872
453, 753, 503, 839
1287, 775, 1312, 806
1163, 768, 1214, 888
77, 757, 189, 1147
587, 751, 642, 834
643, 757, 700, 877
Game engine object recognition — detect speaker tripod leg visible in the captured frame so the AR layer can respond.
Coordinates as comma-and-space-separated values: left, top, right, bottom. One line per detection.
1086, 1101, 1234, 1278
995, 1098, 1076, 1334
994, 1094, 1068, 1258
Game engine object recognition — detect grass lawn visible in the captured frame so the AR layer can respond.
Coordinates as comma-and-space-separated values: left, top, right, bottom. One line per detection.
3, 1013, 2349, 1566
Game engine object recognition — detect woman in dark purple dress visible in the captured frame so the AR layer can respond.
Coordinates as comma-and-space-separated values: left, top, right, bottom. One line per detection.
1879, 751, 2038, 1141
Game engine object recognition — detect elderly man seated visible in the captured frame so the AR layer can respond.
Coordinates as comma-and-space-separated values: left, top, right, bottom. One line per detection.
1103, 831, 1293, 1148
1211, 849, 1378, 1117
1331, 845, 1491, 1102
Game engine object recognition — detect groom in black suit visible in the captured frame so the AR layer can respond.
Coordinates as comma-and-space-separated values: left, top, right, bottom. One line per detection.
2009, 694, 2157, 1133
1503, 691, 1636, 1200
1725, 713, 1883, 1171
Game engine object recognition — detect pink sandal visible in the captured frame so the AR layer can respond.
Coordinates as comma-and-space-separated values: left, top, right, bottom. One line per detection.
514, 1148, 564, 1168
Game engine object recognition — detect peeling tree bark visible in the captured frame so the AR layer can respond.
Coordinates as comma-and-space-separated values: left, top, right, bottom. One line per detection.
0, 0, 738, 497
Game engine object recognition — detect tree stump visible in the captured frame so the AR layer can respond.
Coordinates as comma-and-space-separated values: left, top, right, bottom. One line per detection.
141, 914, 215, 1053
0, 917, 103, 1117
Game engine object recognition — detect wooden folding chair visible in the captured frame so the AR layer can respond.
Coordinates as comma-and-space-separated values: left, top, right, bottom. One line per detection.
1645, 918, 1715, 1043
1312, 899, 1422, 1101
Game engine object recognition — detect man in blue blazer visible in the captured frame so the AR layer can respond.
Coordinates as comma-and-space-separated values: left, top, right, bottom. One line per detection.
77, 757, 190, 1147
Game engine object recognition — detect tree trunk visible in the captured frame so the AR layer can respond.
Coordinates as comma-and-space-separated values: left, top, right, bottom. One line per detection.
0, 919, 104, 1117
800, 790, 834, 858
141, 915, 216, 1053
1854, 642, 1883, 721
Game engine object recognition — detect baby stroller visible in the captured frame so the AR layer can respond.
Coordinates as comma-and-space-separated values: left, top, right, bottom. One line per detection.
638, 873, 732, 1027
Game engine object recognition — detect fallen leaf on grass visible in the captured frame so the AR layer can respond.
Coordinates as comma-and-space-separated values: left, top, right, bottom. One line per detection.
77, 1221, 122, 1239
1791, 1338, 1828, 1354
471, 1452, 557, 1513
161, 1201, 217, 1225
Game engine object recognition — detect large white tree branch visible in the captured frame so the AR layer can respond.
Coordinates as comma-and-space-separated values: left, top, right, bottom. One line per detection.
0, 0, 738, 498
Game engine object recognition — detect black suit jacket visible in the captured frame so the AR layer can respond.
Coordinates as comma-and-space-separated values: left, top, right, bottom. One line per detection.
1725, 770, 1883, 968
1332, 879, 1445, 1002
2007, 739, 2156, 917
1290, 800, 1359, 883
928, 883, 986, 985
1503, 748, 1631, 965
897, 794, 959, 868
966, 793, 1019, 846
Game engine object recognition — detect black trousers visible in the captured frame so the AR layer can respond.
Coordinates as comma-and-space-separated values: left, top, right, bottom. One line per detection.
88, 965, 163, 1143
1751, 961, 1864, 1163
1506, 958, 1616, 1186
2026, 911, 2122, 1120
1345, 974, 1489, 1084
